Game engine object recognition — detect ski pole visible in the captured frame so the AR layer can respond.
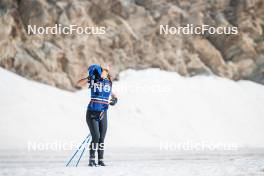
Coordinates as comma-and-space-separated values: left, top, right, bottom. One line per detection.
75, 135, 92, 167
66, 134, 91, 167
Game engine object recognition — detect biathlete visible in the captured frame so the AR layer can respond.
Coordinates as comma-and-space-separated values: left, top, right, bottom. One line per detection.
77, 64, 118, 166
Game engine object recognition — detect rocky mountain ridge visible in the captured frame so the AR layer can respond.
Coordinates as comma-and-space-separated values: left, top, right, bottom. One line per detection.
0, 0, 264, 90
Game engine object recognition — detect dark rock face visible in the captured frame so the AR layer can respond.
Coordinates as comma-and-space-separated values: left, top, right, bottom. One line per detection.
0, 0, 263, 90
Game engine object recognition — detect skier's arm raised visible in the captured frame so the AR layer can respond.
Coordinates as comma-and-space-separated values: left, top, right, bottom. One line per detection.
77, 77, 88, 87
77, 70, 90, 87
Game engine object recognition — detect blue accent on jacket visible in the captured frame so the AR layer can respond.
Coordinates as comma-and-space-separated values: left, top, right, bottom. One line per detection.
88, 78, 112, 111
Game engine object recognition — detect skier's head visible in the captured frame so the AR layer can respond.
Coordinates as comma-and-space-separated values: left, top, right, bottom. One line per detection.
88, 64, 112, 83
88, 64, 102, 80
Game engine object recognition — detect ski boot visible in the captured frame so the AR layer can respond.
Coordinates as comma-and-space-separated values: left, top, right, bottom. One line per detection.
98, 159, 106, 166
88, 158, 97, 167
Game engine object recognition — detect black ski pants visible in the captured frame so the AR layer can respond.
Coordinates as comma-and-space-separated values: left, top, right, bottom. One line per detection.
86, 110, 107, 160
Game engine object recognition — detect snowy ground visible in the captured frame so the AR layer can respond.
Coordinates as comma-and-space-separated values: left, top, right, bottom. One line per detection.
1, 68, 264, 175
1, 68, 264, 149
1, 149, 264, 176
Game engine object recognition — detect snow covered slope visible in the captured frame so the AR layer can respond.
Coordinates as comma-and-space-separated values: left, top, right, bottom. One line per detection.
0, 68, 264, 149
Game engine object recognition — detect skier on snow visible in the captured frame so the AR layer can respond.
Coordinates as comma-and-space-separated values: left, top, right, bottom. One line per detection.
77, 64, 118, 166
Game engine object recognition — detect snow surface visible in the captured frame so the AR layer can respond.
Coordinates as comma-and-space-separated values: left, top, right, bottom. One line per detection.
1, 68, 264, 176
1, 149, 264, 176
0, 67, 264, 149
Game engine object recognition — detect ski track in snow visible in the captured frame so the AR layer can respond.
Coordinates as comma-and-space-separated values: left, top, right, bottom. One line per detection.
1, 149, 264, 176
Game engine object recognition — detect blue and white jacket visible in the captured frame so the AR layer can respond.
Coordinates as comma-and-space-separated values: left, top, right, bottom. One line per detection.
88, 78, 112, 112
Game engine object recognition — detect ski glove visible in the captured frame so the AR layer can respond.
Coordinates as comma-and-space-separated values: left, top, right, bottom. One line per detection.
109, 97, 118, 106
